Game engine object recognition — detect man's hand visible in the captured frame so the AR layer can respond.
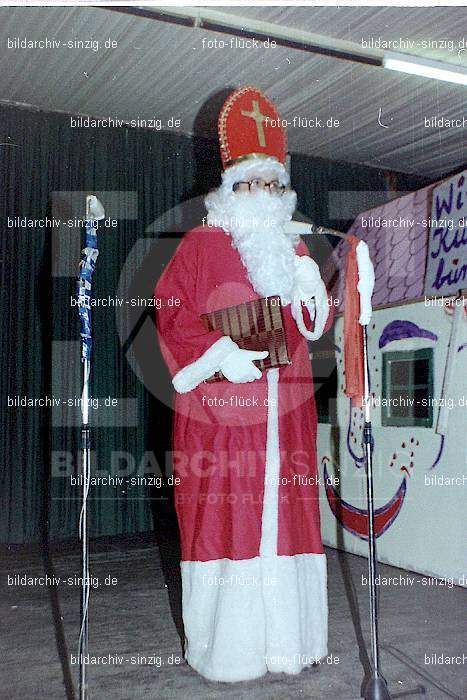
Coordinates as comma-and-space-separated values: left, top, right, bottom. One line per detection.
291, 254, 329, 340
219, 348, 269, 383
293, 255, 324, 300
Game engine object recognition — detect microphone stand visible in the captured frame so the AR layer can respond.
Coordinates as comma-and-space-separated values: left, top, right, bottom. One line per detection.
291, 220, 391, 699
76, 195, 105, 700
361, 323, 391, 700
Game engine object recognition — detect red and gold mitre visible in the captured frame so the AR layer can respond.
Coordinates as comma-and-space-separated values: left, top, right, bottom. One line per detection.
218, 86, 287, 169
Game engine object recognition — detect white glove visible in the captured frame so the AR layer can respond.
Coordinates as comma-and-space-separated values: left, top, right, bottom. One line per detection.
219, 347, 269, 383
291, 255, 329, 341
293, 254, 323, 298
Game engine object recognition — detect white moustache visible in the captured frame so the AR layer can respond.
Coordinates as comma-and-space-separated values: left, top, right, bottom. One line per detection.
205, 187, 299, 303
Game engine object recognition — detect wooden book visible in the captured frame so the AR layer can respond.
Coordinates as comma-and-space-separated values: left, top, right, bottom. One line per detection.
200, 295, 291, 382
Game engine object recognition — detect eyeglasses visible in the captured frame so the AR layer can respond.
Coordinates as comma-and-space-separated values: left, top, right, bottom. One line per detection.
232, 178, 287, 195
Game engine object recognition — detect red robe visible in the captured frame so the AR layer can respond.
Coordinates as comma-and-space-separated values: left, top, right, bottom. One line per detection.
154, 224, 334, 681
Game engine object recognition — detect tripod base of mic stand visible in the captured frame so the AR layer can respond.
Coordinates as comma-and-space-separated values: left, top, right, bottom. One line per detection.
364, 675, 391, 700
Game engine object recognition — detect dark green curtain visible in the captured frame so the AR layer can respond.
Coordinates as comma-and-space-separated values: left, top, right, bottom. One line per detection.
291, 153, 386, 232
0, 103, 222, 543
0, 103, 427, 543
291, 152, 429, 233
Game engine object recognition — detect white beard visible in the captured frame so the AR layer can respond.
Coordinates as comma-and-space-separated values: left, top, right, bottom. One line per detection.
204, 186, 299, 304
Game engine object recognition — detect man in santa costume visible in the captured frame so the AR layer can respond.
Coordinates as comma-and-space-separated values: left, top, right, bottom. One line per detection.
155, 86, 334, 682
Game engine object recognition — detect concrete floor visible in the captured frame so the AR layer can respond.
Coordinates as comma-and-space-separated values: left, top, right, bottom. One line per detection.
1, 523, 465, 700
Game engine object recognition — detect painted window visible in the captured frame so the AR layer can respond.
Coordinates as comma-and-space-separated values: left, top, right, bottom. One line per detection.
381, 348, 434, 427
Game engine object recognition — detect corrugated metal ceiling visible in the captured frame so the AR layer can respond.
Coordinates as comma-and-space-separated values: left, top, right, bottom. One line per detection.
0, 5, 465, 178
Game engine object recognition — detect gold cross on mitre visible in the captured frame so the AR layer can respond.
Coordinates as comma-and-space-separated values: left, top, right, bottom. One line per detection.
241, 100, 268, 147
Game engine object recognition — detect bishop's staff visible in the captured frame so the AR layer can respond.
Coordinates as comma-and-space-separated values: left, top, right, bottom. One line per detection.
76, 195, 105, 700
286, 220, 391, 700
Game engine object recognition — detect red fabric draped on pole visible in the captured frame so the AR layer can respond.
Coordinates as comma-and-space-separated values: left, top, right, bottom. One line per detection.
344, 235, 365, 408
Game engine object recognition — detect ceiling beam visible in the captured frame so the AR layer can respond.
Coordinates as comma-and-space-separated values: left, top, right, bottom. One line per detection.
109, 6, 384, 66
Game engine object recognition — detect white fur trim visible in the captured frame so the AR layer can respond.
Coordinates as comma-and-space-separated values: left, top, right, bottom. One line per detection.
179, 368, 328, 682
172, 336, 238, 393
260, 368, 280, 556
181, 554, 328, 682
356, 240, 375, 326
